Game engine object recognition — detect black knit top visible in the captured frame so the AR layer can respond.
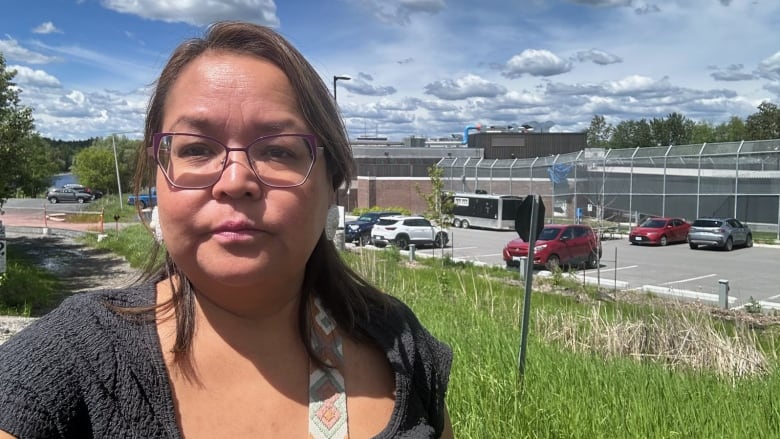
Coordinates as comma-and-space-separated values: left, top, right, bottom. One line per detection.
0, 284, 452, 438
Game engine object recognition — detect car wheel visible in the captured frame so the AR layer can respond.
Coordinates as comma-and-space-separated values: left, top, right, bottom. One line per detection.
453, 219, 462, 228
396, 235, 410, 250
48, 197, 58, 204
545, 254, 561, 271
689, 242, 698, 249
77, 198, 85, 204
461, 219, 470, 229
745, 234, 753, 248
587, 251, 597, 269
434, 232, 446, 248
659, 235, 668, 246
359, 233, 371, 247
723, 237, 733, 251
140, 200, 148, 209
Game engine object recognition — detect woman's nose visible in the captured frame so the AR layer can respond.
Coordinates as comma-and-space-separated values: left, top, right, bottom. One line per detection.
211, 151, 264, 199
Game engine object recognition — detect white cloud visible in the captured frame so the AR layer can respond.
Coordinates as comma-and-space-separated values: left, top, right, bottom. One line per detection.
424, 74, 507, 100
7, 65, 61, 88
574, 49, 622, 66
504, 49, 573, 78
0, 37, 60, 64
100, 0, 280, 27
32, 22, 62, 34
758, 51, 780, 81
352, 0, 445, 25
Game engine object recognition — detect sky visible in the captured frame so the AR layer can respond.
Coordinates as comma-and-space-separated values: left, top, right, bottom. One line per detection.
1, 0, 780, 142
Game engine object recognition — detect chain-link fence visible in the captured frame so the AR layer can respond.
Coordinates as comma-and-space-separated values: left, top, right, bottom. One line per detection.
437, 139, 780, 237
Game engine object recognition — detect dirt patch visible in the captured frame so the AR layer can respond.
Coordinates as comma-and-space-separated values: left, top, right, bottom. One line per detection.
4, 232, 140, 307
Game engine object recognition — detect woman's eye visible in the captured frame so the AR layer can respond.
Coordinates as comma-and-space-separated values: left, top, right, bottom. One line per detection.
177, 143, 218, 158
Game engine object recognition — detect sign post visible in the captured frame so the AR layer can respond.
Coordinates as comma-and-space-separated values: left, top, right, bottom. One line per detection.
514, 195, 545, 378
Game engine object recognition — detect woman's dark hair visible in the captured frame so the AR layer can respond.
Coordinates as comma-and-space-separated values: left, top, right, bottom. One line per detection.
132, 21, 387, 368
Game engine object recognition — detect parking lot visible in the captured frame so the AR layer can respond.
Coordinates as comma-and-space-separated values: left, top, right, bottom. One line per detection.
364, 225, 780, 310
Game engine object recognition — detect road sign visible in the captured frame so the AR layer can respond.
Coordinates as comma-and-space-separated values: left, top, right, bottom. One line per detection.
515, 195, 545, 241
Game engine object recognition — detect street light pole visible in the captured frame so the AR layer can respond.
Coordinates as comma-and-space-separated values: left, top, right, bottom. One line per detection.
333, 75, 351, 104
111, 135, 123, 210
110, 130, 139, 209
332, 75, 351, 250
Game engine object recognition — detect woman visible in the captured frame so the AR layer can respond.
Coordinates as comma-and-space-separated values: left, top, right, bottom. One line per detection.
0, 22, 453, 438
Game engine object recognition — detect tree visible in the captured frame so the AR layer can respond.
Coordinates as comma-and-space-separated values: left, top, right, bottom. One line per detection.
416, 165, 454, 256
586, 115, 612, 148
745, 101, 780, 140
72, 136, 140, 194
714, 116, 746, 142
0, 53, 36, 201
15, 134, 59, 196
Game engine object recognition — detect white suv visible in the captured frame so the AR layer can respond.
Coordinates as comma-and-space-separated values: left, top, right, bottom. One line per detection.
371, 216, 449, 250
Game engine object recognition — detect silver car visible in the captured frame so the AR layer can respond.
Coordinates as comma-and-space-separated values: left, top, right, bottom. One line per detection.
687, 217, 753, 251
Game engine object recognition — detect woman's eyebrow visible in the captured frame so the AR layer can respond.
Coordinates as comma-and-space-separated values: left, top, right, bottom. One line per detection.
166, 116, 302, 134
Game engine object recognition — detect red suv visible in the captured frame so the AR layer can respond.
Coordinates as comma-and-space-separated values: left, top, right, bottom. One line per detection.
503, 224, 601, 270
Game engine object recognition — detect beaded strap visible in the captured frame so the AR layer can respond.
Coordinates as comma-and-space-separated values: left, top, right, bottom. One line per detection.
308, 298, 349, 439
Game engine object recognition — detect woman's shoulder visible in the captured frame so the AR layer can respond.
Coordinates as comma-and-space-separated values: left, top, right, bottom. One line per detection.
1, 283, 157, 350
362, 295, 452, 373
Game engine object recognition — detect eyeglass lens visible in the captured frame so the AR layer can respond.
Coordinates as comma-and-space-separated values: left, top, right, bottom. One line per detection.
156, 134, 315, 188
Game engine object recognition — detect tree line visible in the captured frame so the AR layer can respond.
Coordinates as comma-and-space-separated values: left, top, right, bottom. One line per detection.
586, 102, 780, 148
0, 54, 141, 203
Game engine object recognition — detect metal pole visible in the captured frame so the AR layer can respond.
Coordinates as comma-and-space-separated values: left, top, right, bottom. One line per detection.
518, 195, 539, 378
112, 135, 124, 210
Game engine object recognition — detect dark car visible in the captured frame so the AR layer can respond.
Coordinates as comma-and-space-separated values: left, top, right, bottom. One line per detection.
629, 217, 690, 246
45, 187, 93, 204
345, 211, 402, 246
503, 224, 601, 271
63, 184, 103, 199
687, 217, 752, 251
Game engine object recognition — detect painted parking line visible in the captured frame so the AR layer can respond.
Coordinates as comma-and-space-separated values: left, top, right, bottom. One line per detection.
660, 274, 717, 286
593, 265, 639, 273
639, 285, 736, 305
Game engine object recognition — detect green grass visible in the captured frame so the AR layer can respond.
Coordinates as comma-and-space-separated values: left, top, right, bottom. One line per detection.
78, 224, 162, 269
344, 248, 780, 438
5, 225, 780, 437
0, 251, 59, 316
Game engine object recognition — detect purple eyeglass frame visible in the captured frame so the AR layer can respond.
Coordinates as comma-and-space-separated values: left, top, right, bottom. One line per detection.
148, 132, 320, 189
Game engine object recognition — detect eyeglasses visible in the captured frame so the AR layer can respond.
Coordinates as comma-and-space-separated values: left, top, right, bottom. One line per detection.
149, 132, 320, 189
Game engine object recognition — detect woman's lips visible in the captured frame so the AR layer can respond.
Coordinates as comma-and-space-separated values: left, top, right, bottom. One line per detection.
212, 221, 262, 242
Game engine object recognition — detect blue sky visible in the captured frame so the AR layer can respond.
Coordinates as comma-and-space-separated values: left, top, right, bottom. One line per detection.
2, 0, 779, 141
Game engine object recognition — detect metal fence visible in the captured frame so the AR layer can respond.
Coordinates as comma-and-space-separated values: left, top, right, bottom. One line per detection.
437, 139, 780, 236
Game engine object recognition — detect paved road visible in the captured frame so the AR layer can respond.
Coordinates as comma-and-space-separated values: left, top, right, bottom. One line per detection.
364, 225, 780, 310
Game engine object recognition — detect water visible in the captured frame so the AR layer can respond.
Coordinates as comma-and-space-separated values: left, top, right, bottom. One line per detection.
51, 173, 77, 188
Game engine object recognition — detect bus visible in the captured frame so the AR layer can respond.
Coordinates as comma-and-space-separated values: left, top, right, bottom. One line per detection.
448, 192, 524, 230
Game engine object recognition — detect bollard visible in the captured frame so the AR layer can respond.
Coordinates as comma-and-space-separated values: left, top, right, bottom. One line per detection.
333, 229, 346, 251
408, 244, 416, 261
513, 256, 528, 279
718, 279, 730, 310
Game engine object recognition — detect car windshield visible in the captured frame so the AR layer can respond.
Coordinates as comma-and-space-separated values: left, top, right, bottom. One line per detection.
376, 219, 398, 226
693, 219, 722, 228
357, 215, 375, 222
538, 227, 562, 241
640, 219, 666, 228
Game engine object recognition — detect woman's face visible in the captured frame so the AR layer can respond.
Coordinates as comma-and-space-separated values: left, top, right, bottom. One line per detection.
156, 52, 332, 303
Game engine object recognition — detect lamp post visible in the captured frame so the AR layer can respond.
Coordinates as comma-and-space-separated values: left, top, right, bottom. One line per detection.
333, 75, 351, 103
110, 131, 139, 209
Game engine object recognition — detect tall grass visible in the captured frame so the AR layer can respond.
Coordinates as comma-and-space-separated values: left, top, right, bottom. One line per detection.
343, 249, 780, 438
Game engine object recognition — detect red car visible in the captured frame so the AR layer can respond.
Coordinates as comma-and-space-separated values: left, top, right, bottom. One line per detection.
629, 217, 690, 246
502, 224, 601, 271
